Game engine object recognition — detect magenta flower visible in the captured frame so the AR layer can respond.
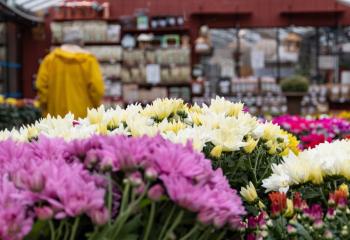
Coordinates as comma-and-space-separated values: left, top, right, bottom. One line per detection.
303, 204, 323, 221
65, 134, 246, 230
0, 178, 33, 240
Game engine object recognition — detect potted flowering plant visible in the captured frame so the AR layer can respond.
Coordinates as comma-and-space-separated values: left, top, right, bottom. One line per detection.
280, 75, 309, 115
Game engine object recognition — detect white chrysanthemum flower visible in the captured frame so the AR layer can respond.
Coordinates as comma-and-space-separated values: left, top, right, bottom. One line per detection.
263, 139, 350, 192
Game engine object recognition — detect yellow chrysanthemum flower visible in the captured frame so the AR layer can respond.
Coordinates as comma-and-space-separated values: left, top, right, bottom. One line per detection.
88, 107, 105, 125
142, 98, 184, 121
189, 103, 202, 114
283, 131, 300, 155
240, 182, 258, 203
107, 115, 120, 130
284, 199, 294, 217
27, 127, 39, 140
159, 120, 186, 134
208, 96, 244, 117
244, 136, 258, 154
210, 145, 223, 158
309, 165, 324, 184
189, 112, 202, 126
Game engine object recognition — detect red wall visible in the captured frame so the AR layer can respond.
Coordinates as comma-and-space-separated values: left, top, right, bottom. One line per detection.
22, 0, 350, 98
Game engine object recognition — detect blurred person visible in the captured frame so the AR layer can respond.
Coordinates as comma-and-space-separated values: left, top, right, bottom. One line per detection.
35, 27, 104, 119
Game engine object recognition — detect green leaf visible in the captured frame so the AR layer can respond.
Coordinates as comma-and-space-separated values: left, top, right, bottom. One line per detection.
117, 214, 142, 237
294, 222, 312, 240
121, 234, 139, 240
24, 220, 50, 240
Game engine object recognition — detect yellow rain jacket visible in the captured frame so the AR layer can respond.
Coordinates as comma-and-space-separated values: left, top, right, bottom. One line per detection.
35, 47, 104, 119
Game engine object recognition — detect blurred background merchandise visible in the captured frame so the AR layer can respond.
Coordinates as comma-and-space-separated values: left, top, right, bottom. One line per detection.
3, 0, 350, 115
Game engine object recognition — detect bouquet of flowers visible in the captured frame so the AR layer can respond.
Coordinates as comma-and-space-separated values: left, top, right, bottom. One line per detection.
0, 135, 245, 240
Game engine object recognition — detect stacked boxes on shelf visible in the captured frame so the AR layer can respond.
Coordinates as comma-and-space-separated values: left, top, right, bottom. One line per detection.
50, 20, 122, 100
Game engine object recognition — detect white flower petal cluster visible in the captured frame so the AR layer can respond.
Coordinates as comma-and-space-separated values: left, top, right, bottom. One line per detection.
262, 140, 350, 193
0, 97, 294, 156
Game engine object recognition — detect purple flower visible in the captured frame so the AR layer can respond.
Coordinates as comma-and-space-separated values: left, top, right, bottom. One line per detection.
0, 177, 33, 240
303, 204, 323, 221
148, 184, 164, 201
65, 134, 245, 230
89, 207, 110, 225
34, 206, 54, 221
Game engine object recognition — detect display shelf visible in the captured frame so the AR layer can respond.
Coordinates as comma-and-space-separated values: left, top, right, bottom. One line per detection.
123, 82, 190, 88
122, 63, 190, 68
99, 60, 122, 64
52, 42, 119, 46
52, 18, 120, 22
122, 26, 189, 34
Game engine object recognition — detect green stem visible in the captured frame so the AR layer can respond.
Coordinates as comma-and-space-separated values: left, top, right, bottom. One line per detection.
164, 210, 184, 239
120, 181, 131, 213
49, 220, 55, 240
248, 155, 258, 186
198, 227, 212, 240
215, 230, 227, 240
319, 187, 327, 205
69, 217, 80, 240
253, 148, 261, 175
143, 202, 156, 240
257, 154, 274, 184
158, 205, 176, 240
179, 224, 200, 240
56, 220, 65, 240
107, 172, 113, 224
111, 183, 150, 238
63, 221, 70, 240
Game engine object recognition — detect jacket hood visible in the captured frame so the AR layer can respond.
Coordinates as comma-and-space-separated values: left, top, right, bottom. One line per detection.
52, 48, 93, 63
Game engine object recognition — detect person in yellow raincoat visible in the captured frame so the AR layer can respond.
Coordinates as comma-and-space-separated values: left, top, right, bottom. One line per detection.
35, 27, 104, 119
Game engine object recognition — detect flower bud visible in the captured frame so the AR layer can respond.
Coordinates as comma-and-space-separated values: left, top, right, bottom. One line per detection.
244, 137, 258, 154
326, 208, 336, 220
134, 182, 146, 196
127, 172, 143, 187
324, 230, 333, 239
197, 210, 215, 226
284, 199, 294, 218
145, 167, 158, 181
35, 206, 54, 221
210, 145, 223, 158
258, 201, 266, 210
90, 208, 110, 225
147, 184, 164, 201
28, 173, 45, 193
287, 225, 297, 235
266, 220, 273, 227
342, 228, 349, 236
313, 219, 323, 230
346, 207, 350, 215
261, 230, 268, 238
240, 182, 258, 203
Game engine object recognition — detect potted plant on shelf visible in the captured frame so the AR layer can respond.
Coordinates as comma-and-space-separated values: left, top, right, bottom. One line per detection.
280, 75, 309, 115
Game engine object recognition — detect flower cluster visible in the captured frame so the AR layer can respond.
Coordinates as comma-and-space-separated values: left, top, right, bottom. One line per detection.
1, 97, 298, 157
0, 133, 245, 239
244, 184, 350, 239
262, 140, 350, 193
66, 134, 245, 230
0, 96, 41, 131
0, 138, 107, 239
273, 115, 350, 149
